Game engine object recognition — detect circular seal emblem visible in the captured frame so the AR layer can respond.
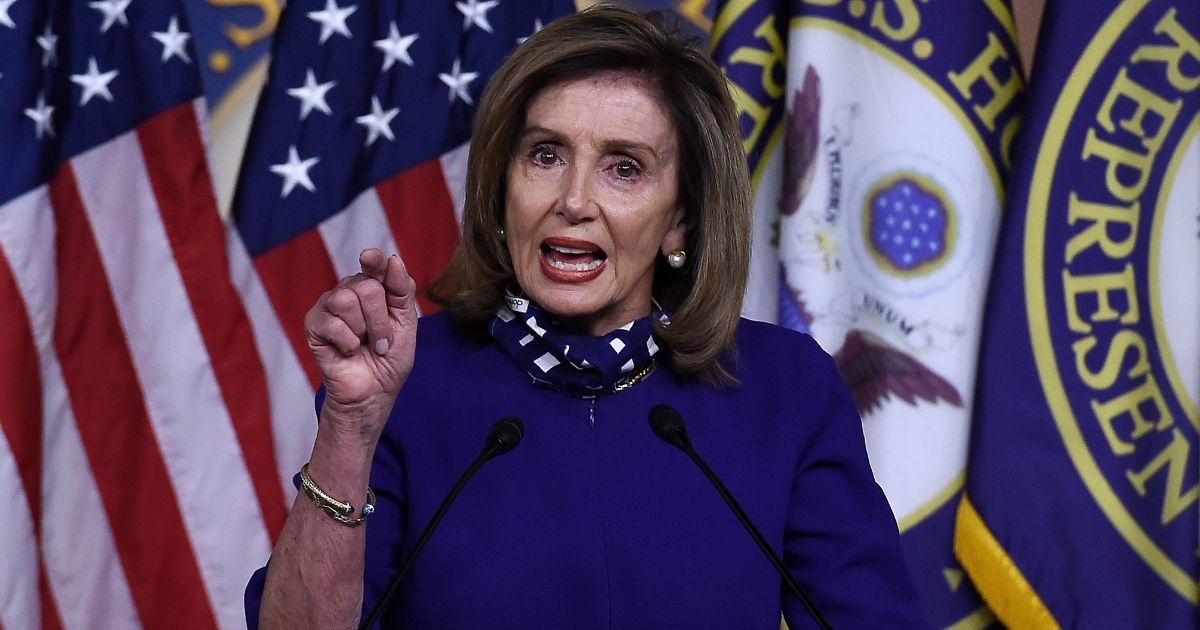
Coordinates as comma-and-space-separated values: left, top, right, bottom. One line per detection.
863, 172, 955, 277
845, 151, 981, 301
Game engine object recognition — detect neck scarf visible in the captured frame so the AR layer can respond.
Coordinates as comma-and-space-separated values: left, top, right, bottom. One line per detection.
489, 292, 667, 398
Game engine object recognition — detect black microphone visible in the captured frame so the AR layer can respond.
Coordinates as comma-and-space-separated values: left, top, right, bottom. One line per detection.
484, 416, 524, 458
358, 417, 525, 630
648, 404, 833, 630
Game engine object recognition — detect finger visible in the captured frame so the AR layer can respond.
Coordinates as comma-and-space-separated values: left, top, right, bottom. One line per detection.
359, 248, 388, 281
306, 296, 365, 356
346, 276, 392, 355
381, 255, 417, 311
334, 272, 362, 290
323, 287, 368, 340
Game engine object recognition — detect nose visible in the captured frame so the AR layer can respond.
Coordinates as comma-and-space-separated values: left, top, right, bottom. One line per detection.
558, 162, 599, 224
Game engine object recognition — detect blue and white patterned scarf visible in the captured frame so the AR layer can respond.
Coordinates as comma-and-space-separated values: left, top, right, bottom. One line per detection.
489, 292, 667, 398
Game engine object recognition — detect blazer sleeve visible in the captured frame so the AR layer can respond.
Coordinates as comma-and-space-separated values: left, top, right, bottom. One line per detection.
358, 404, 409, 628
781, 349, 930, 629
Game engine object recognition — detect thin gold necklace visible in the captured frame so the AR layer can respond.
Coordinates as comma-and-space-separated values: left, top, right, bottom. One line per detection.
613, 358, 656, 392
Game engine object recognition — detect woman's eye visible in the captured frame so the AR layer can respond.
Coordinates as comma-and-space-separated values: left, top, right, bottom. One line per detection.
614, 160, 640, 179
531, 146, 559, 166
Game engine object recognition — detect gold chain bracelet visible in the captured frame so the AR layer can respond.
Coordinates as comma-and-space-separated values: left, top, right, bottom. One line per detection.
299, 463, 376, 527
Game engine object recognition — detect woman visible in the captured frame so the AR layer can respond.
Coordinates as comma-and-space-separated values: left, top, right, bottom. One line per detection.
247, 6, 927, 629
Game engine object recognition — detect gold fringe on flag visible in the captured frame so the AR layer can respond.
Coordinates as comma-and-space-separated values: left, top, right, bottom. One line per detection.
954, 495, 1061, 630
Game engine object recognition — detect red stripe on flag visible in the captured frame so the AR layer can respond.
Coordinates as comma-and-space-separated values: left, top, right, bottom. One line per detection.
373, 159, 460, 314
0, 242, 44, 570
38, 572, 62, 630
0, 248, 64, 630
49, 164, 218, 630
136, 103, 287, 540
253, 231, 336, 390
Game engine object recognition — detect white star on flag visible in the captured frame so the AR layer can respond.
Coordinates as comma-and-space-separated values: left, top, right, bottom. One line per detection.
0, 0, 16, 29
355, 96, 399, 146
89, 0, 131, 33
456, 0, 500, 33
270, 146, 319, 197
71, 56, 119, 106
151, 16, 192, 64
286, 69, 336, 120
373, 22, 418, 71
517, 18, 543, 44
307, 0, 356, 44
24, 92, 54, 139
438, 59, 478, 105
37, 23, 57, 67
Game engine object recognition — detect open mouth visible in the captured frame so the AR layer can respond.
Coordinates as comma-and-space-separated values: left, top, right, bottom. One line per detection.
540, 240, 607, 272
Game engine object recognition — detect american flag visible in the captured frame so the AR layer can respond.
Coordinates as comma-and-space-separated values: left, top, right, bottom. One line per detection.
0, 0, 570, 628
232, 0, 573, 392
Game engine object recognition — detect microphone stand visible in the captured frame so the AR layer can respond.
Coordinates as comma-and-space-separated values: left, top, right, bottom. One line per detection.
678, 441, 833, 630
650, 404, 833, 630
358, 418, 523, 630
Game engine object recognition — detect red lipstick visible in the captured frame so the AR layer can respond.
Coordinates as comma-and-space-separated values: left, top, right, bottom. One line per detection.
539, 237, 607, 283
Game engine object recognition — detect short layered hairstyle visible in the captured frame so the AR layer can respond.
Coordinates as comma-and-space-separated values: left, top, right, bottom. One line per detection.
428, 4, 752, 385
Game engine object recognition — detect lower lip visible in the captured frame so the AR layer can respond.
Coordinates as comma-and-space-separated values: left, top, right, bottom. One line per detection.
538, 251, 606, 283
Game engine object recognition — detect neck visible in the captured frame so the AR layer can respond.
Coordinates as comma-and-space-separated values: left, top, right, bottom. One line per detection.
556, 312, 648, 336
545, 300, 657, 337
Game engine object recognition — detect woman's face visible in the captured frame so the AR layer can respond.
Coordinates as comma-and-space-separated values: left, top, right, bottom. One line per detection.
505, 71, 686, 336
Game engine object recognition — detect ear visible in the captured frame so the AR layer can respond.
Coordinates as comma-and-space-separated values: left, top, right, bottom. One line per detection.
660, 204, 688, 255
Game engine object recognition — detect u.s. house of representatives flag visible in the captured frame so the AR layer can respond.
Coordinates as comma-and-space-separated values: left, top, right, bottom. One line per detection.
711, 0, 1023, 625
0, 1, 285, 628
956, 1, 1200, 627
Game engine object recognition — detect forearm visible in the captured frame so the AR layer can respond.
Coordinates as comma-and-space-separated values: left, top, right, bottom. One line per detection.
258, 412, 382, 630
259, 247, 415, 627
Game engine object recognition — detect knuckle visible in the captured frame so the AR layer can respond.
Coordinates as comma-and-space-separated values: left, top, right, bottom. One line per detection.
326, 287, 358, 311
356, 279, 386, 302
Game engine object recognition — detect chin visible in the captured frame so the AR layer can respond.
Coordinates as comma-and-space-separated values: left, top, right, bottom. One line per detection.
529, 290, 603, 319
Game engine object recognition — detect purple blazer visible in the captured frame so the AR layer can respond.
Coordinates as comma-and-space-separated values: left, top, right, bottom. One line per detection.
246, 314, 928, 628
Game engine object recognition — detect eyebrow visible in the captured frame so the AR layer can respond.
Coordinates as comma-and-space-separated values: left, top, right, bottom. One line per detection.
517, 125, 665, 161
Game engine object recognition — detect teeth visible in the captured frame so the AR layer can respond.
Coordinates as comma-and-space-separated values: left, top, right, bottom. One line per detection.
547, 258, 604, 272
548, 245, 593, 255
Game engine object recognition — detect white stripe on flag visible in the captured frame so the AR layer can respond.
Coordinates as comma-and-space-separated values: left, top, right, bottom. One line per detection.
40, 359, 142, 630
0, 186, 140, 630
319, 187, 404, 280
71, 133, 271, 630
0, 426, 38, 630
440, 142, 471, 228
226, 227, 316, 502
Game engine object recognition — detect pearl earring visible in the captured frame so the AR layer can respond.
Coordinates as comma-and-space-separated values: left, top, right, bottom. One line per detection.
496, 229, 506, 239
666, 249, 686, 269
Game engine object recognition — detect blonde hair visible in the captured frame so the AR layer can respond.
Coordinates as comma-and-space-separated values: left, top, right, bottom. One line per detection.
428, 4, 752, 385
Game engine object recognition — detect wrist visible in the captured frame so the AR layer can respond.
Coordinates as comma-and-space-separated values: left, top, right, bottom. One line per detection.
311, 422, 377, 468
318, 397, 393, 447
321, 388, 396, 416
305, 436, 375, 514
299, 463, 376, 526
